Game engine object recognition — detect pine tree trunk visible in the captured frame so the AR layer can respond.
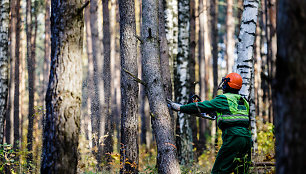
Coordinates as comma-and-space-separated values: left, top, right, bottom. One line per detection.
0, 0, 10, 145
102, 0, 113, 167
13, 0, 21, 152
89, 0, 104, 166
119, 0, 139, 172
225, 0, 235, 73
236, 0, 259, 152
211, 0, 218, 98
26, 0, 35, 166
43, 0, 51, 103
275, 1, 306, 172
142, 0, 181, 173
41, 0, 84, 172
197, 0, 208, 159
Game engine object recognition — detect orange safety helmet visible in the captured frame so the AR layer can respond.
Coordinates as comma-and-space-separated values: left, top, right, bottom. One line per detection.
225, 73, 243, 90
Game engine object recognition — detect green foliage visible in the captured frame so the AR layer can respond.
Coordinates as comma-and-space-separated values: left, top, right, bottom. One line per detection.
257, 121, 275, 158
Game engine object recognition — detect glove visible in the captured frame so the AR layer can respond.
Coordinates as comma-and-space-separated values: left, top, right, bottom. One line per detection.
166, 99, 182, 111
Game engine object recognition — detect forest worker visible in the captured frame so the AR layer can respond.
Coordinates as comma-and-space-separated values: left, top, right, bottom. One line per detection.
167, 72, 251, 174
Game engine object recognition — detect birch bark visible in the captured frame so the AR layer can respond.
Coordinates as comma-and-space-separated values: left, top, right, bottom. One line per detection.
235, 0, 259, 152
0, 0, 10, 145
175, 0, 194, 165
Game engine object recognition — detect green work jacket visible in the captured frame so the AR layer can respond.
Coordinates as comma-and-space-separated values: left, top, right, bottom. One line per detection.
180, 93, 251, 137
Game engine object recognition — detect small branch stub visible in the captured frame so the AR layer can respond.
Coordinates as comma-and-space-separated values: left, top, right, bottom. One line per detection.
123, 68, 146, 86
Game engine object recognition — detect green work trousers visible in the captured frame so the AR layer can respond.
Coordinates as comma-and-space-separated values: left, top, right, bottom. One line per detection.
211, 134, 251, 174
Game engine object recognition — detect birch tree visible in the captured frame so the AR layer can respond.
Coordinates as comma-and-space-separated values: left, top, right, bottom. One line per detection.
175, 0, 193, 165
0, 0, 10, 145
142, 0, 181, 173
41, 0, 86, 172
235, 0, 259, 152
275, 0, 306, 172
119, 0, 139, 172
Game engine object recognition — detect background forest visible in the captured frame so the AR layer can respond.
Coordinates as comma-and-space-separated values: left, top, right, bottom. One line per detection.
1, 0, 303, 173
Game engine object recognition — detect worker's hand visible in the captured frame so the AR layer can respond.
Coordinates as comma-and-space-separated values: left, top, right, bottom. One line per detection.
166, 99, 182, 111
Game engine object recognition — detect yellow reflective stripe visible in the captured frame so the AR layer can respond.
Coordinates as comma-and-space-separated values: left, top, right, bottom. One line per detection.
217, 114, 249, 122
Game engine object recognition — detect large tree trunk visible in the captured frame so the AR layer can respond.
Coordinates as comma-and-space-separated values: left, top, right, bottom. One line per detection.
102, 0, 113, 168
119, 0, 139, 172
175, 0, 194, 165
235, 0, 259, 152
142, 0, 181, 173
89, 0, 103, 166
0, 0, 10, 145
41, 0, 84, 172
274, 1, 306, 173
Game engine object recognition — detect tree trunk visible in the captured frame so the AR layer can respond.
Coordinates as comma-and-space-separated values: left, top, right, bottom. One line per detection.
211, 0, 218, 98
26, 0, 35, 167
175, 0, 194, 165
41, 0, 84, 172
89, 0, 104, 167
141, 0, 181, 173
119, 0, 139, 172
13, 0, 21, 152
235, 0, 259, 152
43, 0, 51, 104
274, 1, 306, 173
196, 0, 208, 159
0, 0, 10, 145
225, 0, 235, 74
102, 0, 113, 168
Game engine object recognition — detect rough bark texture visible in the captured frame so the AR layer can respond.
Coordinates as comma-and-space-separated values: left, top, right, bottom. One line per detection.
0, 0, 9, 145
236, 0, 259, 151
225, 0, 235, 74
175, 0, 193, 165
89, 0, 103, 165
274, 1, 306, 173
119, 0, 139, 172
102, 0, 113, 167
41, 0, 84, 172
142, 0, 181, 173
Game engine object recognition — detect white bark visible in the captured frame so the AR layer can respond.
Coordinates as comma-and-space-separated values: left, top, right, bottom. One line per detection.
175, 0, 193, 165
236, 0, 259, 152
0, 0, 10, 144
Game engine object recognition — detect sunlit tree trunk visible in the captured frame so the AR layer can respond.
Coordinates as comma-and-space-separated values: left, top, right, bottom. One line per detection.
235, 0, 259, 152
43, 0, 51, 103
225, 0, 235, 74
41, 0, 84, 172
275, 1, 306, 172
119, 0, 139, 172
142, 0, 181, 173
0, 0, 9, 145
197, 0, 208, 159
